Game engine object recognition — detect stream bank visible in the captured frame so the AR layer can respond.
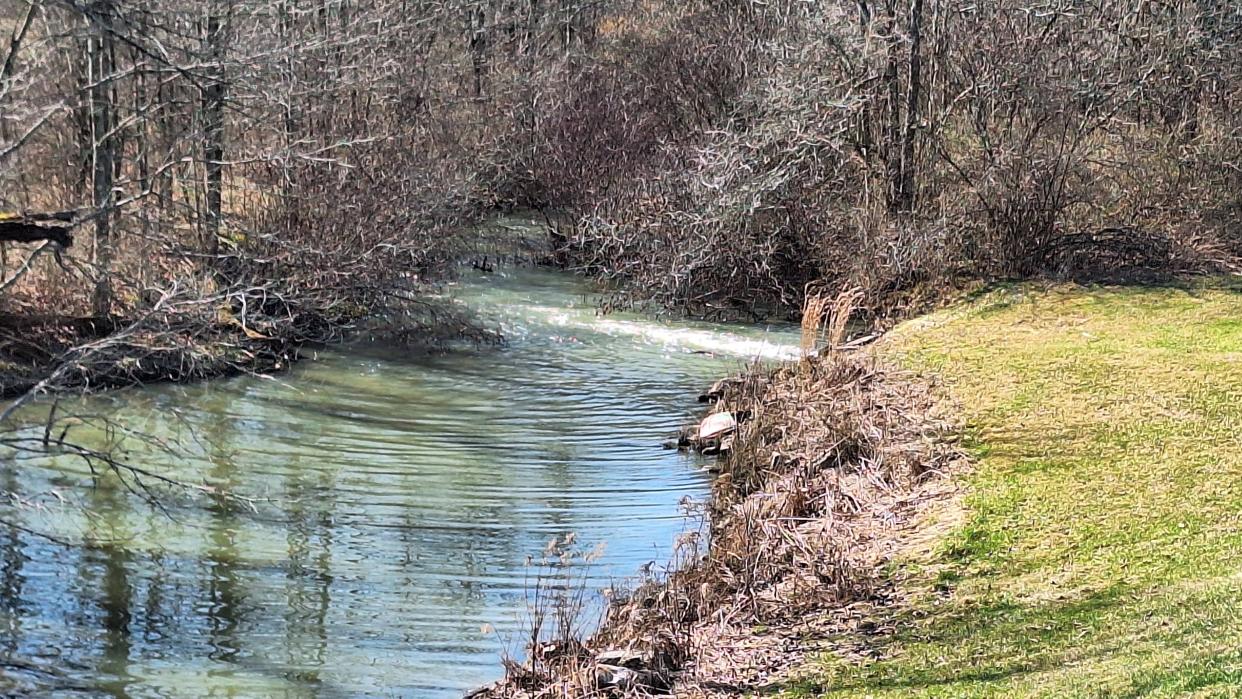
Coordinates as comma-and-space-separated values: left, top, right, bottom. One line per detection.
0, 214, 555, 398
795, 280, 1242, 697
0, 274, 503, 399
478, 348, 964, 697
0, 312, 298, 397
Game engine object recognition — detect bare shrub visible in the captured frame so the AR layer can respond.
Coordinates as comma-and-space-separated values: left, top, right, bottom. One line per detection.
509, 1, 755, 211
530, 0, 1242, 321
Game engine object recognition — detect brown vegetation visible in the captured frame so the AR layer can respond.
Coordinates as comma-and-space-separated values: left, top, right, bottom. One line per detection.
4, 0, 1239, 386
520, 0, 1242, 320
0, 0, 595, 538
0, 0, 614, 394
4, 0, 1236, 691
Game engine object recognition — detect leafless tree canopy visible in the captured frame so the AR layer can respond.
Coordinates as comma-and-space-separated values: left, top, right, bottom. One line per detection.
0, 0, 608, 392
1, 0, 1239, 355
518, 0, 1242, 319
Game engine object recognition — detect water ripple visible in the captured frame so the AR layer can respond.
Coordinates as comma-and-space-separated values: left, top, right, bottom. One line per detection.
0, 265, 799, 698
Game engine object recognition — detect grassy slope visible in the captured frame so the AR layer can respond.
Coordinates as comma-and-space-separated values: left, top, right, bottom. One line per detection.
791, 279, 1242, 698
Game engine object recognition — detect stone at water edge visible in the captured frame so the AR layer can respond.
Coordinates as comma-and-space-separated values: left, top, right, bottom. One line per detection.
698, 411, 737, 441
596, 649, 645, 669
698, 377, 743, 403
593, 664, 670, 694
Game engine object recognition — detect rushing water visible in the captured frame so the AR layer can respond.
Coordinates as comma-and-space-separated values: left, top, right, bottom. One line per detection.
0, 265, 800, 698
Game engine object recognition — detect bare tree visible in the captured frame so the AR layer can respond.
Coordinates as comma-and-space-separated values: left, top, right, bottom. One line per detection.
86, 0, 116, 317
202, 0, 229, 263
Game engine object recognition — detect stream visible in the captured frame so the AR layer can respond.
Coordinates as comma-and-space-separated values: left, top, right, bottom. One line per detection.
0, 263, 800, 697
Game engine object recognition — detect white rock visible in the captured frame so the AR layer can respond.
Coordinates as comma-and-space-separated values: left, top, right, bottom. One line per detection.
698, 412, 737, 441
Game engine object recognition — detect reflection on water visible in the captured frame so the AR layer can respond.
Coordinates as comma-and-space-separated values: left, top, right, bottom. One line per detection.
0, 266, 799, 698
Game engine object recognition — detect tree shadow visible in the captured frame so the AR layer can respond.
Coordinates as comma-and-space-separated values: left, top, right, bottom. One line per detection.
795, 575, 1241, 696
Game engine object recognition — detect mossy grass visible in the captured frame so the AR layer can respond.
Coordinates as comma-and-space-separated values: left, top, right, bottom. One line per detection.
789, 278, 1242, 698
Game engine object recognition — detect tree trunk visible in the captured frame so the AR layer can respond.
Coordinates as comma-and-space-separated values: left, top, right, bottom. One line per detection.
203, 6, 228, 262
882, 2, 903, 213
468, 5, 488, 97
89, 1, 116, 318
897, 0, 925, 212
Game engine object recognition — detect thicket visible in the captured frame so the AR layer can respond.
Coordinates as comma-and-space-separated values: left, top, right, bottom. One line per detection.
5, 0, 1237, 382
0, 0, 607, 392
518, 0, 1242, 319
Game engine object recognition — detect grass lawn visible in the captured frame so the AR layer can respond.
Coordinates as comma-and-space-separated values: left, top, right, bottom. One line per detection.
788, 279, 1242, 698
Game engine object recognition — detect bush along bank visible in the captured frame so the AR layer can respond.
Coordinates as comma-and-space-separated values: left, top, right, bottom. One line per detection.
0, 206, 517, 399
476, 329, 964, 697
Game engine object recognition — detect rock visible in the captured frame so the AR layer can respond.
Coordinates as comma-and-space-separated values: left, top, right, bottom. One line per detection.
703, 434, 735, 456
697, 377, 739, 403
698, 411, 737, 441
594, 649, 673, 694
664, 428, 696, 450
594, 664, 670, 694
595, 664, 641, 692
597, 649, 645, 669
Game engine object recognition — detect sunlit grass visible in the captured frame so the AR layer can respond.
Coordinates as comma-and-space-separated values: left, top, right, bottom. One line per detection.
788, 278, 1242, 698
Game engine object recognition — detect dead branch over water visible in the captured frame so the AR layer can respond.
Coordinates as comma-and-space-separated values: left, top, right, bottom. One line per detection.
0, 0, 560, 542
0, 0, 598, 395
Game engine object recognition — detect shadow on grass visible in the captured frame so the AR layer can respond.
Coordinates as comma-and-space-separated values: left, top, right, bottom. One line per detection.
958, 275, 1242, 315
775, 589, 1126, 697
791, 574, 1242, 697
1110, 645, 1242, 698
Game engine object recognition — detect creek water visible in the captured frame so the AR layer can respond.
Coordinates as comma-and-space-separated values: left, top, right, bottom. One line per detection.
0, 265, 800, 698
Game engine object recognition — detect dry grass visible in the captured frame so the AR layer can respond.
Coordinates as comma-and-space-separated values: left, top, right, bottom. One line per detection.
800, 287, 863, 359
800, 293, 830, 358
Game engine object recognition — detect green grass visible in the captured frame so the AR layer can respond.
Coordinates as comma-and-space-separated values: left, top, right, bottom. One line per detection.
788, 279, 1242, 698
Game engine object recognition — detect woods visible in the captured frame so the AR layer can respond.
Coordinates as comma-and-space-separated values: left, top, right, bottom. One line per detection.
523, 0, 1242, 318
4, 0, 1237, 362
1, 2, 1241, 696
0, 0, 609, 393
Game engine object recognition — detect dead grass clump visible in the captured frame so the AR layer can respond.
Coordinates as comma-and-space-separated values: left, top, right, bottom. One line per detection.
703, 356, 957, 610
481, 352, 960, 697
801, 287, 865, 359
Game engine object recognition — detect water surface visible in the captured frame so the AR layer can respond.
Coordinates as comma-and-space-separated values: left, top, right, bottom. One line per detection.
0, 266, 799, 697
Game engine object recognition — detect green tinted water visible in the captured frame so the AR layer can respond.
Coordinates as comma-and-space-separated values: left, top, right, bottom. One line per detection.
0, 265, 799, 697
